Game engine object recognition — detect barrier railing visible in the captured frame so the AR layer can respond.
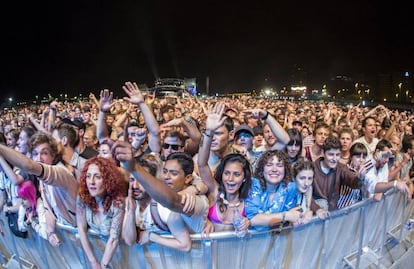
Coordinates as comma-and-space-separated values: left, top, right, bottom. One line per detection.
1, 190, 413, 269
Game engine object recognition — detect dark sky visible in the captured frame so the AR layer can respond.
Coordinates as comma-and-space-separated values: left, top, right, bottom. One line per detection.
1, 1, 413, 101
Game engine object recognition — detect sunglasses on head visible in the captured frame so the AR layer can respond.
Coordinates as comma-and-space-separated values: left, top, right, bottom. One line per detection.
162, 143, 183, 150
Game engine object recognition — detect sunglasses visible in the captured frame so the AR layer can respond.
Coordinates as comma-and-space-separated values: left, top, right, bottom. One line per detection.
162, 143, 183, 150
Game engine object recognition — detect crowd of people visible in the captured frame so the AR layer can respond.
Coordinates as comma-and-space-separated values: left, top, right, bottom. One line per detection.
1, 81, 414, 268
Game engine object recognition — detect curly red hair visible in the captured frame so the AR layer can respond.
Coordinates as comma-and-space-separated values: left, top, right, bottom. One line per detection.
78, 157, 127, 212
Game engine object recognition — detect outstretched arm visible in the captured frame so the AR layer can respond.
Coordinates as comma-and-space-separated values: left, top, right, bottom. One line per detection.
0, 144, 42, 177
114, 140, 184, 213
123, 81, 161, 153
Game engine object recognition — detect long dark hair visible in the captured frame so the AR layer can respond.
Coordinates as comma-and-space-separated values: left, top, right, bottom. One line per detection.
215, 153, 252, 213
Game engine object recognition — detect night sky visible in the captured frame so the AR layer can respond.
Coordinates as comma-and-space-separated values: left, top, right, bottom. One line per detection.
1, 1, 413, 102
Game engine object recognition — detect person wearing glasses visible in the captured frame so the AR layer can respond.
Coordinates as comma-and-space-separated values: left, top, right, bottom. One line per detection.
161, 130, 186, 161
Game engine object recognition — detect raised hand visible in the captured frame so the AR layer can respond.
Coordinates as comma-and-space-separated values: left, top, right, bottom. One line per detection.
123, 82, 145, 105
205, 102, 227, 132
99, 89, 115, 113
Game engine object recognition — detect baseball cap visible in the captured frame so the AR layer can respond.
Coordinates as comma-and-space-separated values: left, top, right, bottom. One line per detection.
234, 125, 254, 138
62, 118, 86, 130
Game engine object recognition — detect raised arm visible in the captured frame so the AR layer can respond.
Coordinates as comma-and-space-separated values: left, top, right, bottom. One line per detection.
114, 140, 184, 213
123, 81, 161, 153
97, 89, 115, 142
245, 108, 290, 150
198, 102, 227, 194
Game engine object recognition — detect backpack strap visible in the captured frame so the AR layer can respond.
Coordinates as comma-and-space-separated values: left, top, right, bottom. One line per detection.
150, 202, 170, 232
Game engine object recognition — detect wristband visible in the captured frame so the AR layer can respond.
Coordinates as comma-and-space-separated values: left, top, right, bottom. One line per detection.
203, 131, 213, 138
282, 212, 286, 223
393, 180, 397, 189
261, 111, 269, 120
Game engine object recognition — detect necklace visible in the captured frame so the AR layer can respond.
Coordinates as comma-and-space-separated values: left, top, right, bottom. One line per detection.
219, 193, 241, 208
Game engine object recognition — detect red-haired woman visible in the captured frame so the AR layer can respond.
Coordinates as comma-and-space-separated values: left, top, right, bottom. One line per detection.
76, 157, 127, 269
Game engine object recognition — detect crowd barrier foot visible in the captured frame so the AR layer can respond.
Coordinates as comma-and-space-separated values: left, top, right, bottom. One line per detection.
3, 255, 37, 269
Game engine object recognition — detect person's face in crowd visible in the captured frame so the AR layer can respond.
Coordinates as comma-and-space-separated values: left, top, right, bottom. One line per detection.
263, 124, 277, 147
83, 112, 91, 123
17, 130, 30, 155
292, 122, 302, 132
222, 161, 245, 196
211, 126, 230, 152
31, 143, 55, 165
374, 147, 392, 168
98, 144, 113, 160
277, 114, 285, 126
253, 133, 264, 148
310, 115, 317, 125
225, 109, 237, 119
286, 141, 301, 159
263, 156, 285, 186
314, 127, 330, 147
235, 132, 253, 150
163, 159, 191, 192
105, 115, 115, 126
138, 113, 145, 126
301, 127, 310, 138
350, 153, 367, 171
404, 125, 413, 136
339, 132, 353, 152
408, 140, 414, 157
162, 136, 184, 158
322, 148, 341, 170
237, 111, 245, 124
160, 126, 172, 142
21, 197, 31, 209
352, 129, 360, 139
6, 133, 17, 148
363, 118, 377, 140
295, 169, 314, 194
128, 126, 147, 148
175, 109, 182, 118
129, 173, 149, 201
83, 129, 97, 148
86, 164, 105, 198
246, 115, 258, 128
390, 136, 401, 154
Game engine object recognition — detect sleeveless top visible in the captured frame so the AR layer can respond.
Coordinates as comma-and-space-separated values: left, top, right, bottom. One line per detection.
86, 204, 115, 236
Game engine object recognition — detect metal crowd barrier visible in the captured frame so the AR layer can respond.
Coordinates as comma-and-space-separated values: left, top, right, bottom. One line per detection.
1, 190, 414, 269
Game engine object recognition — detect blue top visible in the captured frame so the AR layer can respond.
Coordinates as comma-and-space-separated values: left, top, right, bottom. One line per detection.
245, 177, 298, 230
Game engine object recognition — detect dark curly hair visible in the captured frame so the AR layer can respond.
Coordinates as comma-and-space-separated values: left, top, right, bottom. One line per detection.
215, 153, 252, 213
254, 150, 292, 191
78, 157, 127, 212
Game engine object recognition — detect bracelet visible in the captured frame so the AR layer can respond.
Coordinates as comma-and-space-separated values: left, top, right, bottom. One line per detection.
148, 231, 153, 242
282, 212, 286, 223
102, 263, 110, 269
203, 131, 213, 138
261, 111, 269, 120
393, 180, 397, 189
